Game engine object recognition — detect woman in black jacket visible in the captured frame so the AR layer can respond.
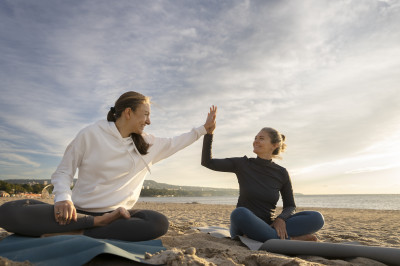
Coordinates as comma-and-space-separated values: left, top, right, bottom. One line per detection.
201, 106, 324, 242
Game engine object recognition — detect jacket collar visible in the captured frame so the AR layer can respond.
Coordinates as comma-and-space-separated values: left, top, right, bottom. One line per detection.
254, 156, 272, 166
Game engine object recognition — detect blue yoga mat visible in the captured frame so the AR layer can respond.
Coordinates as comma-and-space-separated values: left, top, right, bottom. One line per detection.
0, 234, 165, 266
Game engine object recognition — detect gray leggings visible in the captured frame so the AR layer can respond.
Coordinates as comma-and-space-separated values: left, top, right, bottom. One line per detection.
0, 199, 169, 241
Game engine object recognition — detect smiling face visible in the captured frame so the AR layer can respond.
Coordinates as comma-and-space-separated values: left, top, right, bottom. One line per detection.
253, 130, 279, 159
130, 103, 151, 134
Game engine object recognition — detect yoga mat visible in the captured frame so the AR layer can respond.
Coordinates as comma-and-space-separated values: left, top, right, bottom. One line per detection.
196, 226, 231, 238
196, 226, 400, 265
260, 239, 400, 266
0, 234, 165, 266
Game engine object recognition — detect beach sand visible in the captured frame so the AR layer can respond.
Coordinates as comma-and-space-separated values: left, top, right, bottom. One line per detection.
1, 198, 399, 265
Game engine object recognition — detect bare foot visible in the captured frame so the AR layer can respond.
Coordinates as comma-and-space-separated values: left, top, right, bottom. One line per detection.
93, 207, 130, 227
41, 230, 83, 238
41, 208, 130, 237
291, 234, 318, 241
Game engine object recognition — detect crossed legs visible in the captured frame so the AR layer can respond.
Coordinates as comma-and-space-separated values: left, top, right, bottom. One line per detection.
0, 199, 169, 241
230, 207, 324, 242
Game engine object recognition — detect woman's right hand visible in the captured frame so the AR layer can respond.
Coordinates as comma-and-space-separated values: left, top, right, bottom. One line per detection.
204, 105, 217, 134
271, 217, 288, 239
54, 200, 77, 225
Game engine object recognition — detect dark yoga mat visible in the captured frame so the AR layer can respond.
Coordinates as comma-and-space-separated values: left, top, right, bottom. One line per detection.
0, 234, 165, 266
261, 239, 400, 265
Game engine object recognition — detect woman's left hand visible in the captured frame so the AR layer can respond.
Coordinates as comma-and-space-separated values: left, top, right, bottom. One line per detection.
204, 105, 217, 134
271, 217, 288, 239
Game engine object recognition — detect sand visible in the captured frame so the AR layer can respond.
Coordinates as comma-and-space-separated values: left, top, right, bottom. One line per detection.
1, 198, 399, 265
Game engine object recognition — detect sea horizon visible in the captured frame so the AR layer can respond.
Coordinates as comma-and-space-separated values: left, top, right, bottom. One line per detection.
139, 194, 400, 211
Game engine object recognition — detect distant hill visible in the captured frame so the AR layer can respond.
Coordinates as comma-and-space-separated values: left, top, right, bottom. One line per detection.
3, 179, 304, 196
3, 179, 51, 185
3, 179, 238, 193
142, 180, 238, 192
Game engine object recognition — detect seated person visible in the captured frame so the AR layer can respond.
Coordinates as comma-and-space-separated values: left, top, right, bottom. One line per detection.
201, 106, 324, 242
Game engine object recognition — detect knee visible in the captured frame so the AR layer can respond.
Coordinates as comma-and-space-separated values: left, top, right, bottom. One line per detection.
155, 212, 169, 236
0, 200, 16, 211
310, 211, 325, 230
230, 207, 252, 225
0, 203, 6, 226
147, 211, 169, 238
0, 201, 14, 221
0, 201, 20, 230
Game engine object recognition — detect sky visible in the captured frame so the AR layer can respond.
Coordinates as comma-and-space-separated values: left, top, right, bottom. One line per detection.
0, 0, 399, 194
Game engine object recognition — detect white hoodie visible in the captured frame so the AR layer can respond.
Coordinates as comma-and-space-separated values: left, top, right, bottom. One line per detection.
51, 120, 206, 212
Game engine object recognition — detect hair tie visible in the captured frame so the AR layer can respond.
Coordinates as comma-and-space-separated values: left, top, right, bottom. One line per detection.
110, 107, 116, 113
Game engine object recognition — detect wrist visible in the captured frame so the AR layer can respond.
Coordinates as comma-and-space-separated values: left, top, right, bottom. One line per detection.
276, 216, 286, 222
205, 126, 215, 134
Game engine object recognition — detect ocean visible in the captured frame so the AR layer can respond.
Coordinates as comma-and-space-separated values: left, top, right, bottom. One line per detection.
139, 194, 400, 210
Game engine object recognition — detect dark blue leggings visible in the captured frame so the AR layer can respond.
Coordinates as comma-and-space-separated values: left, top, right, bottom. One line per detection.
0, 199, 169, 241
230, 207, 324, 242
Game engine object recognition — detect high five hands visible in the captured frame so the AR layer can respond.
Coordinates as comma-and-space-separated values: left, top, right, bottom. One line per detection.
204, 105, 217, 134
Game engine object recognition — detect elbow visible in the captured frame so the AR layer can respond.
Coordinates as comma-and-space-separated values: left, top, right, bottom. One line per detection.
201, 153, 209, 167
291, 206, 296, 215
201, 159, 211, 169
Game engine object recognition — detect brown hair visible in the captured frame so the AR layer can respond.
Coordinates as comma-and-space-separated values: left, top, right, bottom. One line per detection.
107, 91, 151, 155
261, 127, 287, 158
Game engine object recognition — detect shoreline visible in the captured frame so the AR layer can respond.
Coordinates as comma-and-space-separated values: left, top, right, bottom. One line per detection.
1, 198, 399, 265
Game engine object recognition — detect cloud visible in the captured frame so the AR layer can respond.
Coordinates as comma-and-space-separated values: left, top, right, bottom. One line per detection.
0, 153, 40, 168
345, 164, 400, 174
0, 0, 399, 193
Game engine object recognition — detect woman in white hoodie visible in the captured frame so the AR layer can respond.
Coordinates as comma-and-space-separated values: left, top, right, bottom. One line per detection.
0, 91, 216, 241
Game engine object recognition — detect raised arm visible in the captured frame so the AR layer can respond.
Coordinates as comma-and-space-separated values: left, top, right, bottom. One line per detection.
201, 108, 237, 172
149, 106, 216, 164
